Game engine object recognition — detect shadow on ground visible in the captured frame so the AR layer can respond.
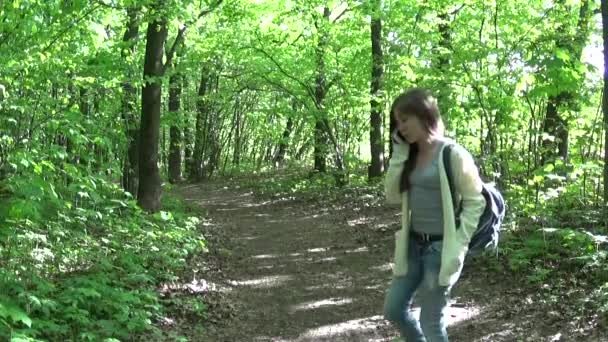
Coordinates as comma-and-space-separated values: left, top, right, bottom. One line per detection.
170, 182, 607, 342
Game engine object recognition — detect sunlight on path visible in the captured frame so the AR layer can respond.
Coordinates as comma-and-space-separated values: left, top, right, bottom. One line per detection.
298, 315, 386, 341
228, 275, 293, 288
289, 297, 354, 313
292, 305, 481, 342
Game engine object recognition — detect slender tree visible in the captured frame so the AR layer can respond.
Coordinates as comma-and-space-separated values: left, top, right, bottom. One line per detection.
313, 6, 331, 174
191, 66, 210, 181
168, 46, 183, 184
602, 0, 608, 217
120, 7, 140, 196
369, 0, 384, 179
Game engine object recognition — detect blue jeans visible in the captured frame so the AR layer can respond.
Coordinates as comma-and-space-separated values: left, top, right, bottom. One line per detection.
383, 239, 450, 342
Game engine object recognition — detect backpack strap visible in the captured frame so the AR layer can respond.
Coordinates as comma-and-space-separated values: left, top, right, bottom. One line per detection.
442, 143, 462, 227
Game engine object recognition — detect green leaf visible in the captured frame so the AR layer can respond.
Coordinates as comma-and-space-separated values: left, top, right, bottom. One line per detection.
155, 211, 173, 221
0, 300, 32, 328
555, 49, 570, 62
33, 163, 43, 175
110, 199, 128, 207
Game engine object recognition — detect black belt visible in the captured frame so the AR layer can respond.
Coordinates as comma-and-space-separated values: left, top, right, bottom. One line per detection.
410, 231, 443, 243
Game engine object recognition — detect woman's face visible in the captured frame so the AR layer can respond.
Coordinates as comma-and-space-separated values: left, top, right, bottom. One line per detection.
394, 111, 429, 144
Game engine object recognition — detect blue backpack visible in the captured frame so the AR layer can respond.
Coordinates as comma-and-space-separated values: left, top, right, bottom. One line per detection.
443, 144, 506, 254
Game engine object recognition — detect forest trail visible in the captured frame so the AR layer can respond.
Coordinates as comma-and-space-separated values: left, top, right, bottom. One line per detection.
174, 181, 605, 342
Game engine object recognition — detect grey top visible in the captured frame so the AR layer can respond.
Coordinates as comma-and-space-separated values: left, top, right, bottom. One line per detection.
409, 143, 444, 235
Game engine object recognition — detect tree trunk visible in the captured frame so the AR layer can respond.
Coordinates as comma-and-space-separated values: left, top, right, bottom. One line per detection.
313, 7, 330, 174
602, 0, 608, 218
274, 115, 293, 167
388, 113, 396, 160
368, 0, 384, 180
435, 11, 452, 125
541, 0, 591, 165
314, 121, 327, 172
79, 87, 89, 118
137, 10, 167, 212
182, 76, 193, 177
541, 95, 569, 164
233, 101, 242, 166
205, 75, 221, 179
296, 138, 312, 161
121, 7, 140, 197
168, 72, 182, 183
73, 86, 88, 164
191, 67, 210, 181
184, 125, 193, 177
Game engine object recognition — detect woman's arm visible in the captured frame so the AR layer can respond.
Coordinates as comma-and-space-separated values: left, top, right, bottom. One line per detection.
451, 145, 486, 243
384, 134, 409, 204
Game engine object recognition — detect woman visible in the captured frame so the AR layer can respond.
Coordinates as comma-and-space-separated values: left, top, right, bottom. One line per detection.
383, 88, 486, 341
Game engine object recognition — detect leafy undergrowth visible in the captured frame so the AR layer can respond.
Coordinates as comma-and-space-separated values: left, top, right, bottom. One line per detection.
0, 152, 207, 341
488, 225, 608, 327
233, 166, 608, 334
232, 166, 385, 206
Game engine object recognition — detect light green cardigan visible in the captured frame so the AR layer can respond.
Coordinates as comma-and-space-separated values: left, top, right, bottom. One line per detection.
384, 136, 486, 287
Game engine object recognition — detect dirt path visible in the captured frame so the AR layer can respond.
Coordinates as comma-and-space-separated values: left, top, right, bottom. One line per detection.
174, 181, 606, 342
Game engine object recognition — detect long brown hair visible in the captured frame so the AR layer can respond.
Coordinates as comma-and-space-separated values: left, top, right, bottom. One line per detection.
390, 88, 442, 192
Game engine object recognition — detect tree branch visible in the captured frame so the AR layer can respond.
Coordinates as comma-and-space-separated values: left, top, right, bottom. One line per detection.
0, 21, 20, 48
331, 6, 350, 23
450, 4, 467, 16
461, 62, 490, 121
290, 31, 305, 45
43, 4, 102, 53
508, 7, 554, 54
248, 44, 316, 100
163, 26, 187, 71
326, 73, 341, 92
92, 0, 126, 10
259, 74, 311, 110
162, 0, 224, 73
197, 0, 224, 19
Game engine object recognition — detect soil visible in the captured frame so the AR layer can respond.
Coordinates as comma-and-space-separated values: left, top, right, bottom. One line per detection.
164, 181, 608, 342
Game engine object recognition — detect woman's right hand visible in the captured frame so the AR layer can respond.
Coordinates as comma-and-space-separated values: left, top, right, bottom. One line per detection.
390, 131, 409, 164
391, 129, 407, 145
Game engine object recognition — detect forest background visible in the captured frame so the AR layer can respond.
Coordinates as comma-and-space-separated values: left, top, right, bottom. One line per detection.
1, 0, 608, 340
